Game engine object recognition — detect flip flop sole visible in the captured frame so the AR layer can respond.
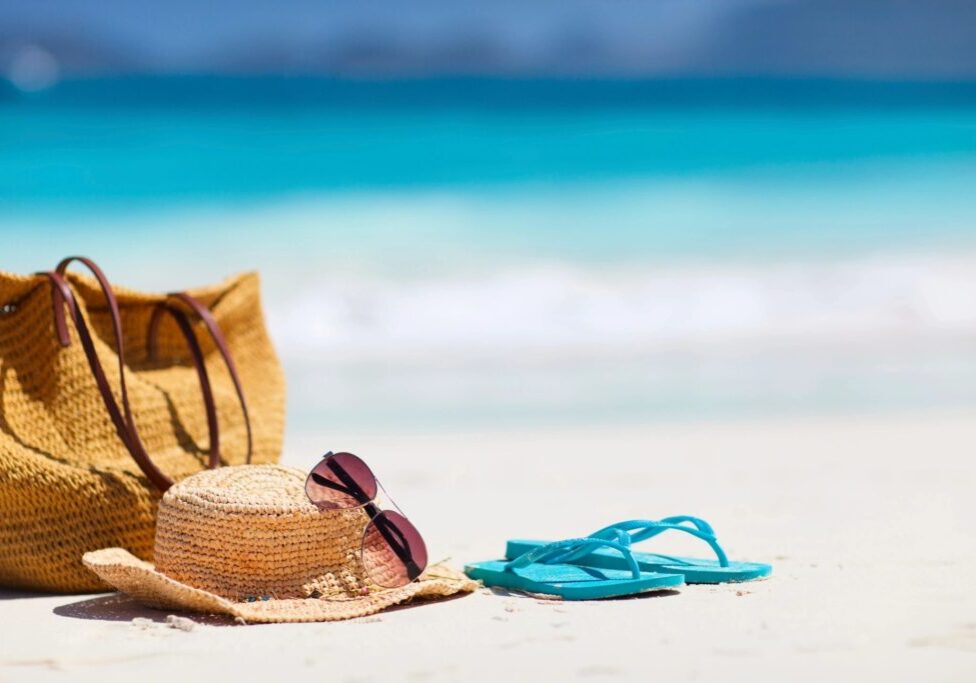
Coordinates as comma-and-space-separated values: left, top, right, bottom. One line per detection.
505, 540, 772, 584
464, 560, 684, 600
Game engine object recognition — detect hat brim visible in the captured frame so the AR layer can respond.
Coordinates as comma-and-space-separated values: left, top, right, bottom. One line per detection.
83, 548, 477, 624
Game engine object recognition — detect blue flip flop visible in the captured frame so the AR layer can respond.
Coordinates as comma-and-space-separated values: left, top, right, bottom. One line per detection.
505, 517, 772, 584
465, 537, 684, 600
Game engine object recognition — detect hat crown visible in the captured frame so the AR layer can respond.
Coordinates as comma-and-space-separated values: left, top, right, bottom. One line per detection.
154, 465, 369, 600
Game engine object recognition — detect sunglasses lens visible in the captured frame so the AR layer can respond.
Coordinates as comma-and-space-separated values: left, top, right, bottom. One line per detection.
362, 510, 428, 588
305, 452, 378, 509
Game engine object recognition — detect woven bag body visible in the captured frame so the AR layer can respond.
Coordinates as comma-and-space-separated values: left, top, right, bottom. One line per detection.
0, 263, 285, 592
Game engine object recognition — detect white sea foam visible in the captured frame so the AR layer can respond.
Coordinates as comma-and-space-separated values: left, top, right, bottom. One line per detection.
7, 179, 976, 363
269, 248, 976, 430
268, 251, 976, 363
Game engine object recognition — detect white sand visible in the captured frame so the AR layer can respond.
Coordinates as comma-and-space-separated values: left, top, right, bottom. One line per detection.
2, 411, 975, 681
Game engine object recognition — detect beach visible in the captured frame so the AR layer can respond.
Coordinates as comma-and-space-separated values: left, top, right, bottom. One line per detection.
2, 409, 974, 681
3, 75, 976, 682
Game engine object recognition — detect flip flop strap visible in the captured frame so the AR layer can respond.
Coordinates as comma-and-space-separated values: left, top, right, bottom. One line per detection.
612, 516, 717, 544
567, 517, 730, 568
504, 537, 643, 579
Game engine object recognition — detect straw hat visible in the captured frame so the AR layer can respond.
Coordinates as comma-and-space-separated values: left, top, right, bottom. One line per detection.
83, 464, 476, 623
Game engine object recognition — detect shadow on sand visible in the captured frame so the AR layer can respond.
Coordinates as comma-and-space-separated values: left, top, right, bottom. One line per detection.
0, 588, 57, 601
486, 585, 682, 601
53, 593, 239, 626
53, 590, 475, 625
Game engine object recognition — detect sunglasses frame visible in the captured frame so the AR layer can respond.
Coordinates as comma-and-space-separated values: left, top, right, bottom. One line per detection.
306, 451, 426, 587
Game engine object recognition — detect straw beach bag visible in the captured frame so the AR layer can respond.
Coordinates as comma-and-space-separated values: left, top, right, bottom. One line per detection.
0, 257, 285, 592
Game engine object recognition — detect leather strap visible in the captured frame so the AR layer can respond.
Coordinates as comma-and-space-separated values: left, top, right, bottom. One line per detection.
165, 291, 253, 465
45, 268, 173, 491
147, 304, 221, 470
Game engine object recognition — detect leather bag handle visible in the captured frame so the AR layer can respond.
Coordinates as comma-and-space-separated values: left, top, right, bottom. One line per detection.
147, 292, 253, 465
45, 268, 174, 490
43, 256, 249, 490
147, 303, 222, 470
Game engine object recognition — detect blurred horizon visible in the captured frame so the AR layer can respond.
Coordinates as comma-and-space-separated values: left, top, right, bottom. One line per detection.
2, 1, 976, 91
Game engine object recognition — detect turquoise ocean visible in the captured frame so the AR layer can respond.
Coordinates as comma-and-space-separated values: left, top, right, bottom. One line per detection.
3, 77, 976, 434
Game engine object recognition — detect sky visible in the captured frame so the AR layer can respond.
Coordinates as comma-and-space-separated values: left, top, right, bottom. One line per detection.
1, 0, 975, 79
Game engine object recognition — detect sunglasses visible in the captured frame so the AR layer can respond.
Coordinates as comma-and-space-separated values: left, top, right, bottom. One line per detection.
305, 451, 428, 589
